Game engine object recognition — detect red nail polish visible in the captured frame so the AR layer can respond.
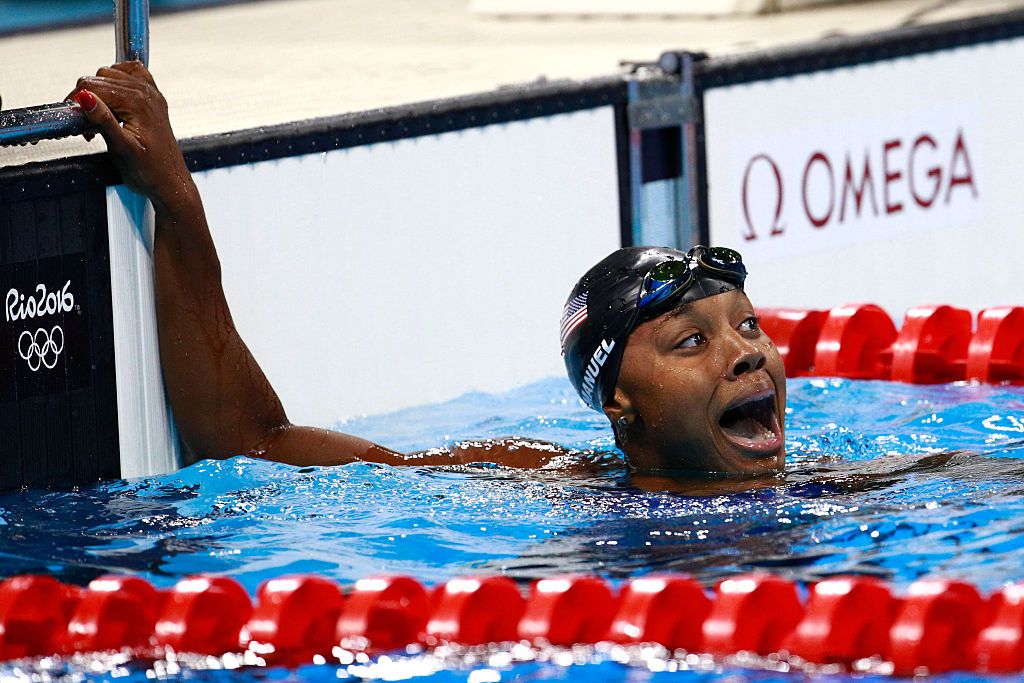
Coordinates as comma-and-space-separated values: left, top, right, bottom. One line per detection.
74, 89, 98, 112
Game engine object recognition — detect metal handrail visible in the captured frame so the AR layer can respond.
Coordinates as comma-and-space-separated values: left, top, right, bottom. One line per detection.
116, 0, 150, 64
0, 0, 149, 147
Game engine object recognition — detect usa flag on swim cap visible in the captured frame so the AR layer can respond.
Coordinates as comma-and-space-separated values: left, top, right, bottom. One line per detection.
560, 292, 588, 349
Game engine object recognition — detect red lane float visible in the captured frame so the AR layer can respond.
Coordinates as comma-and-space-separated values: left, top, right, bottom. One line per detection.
63, 575, 164, 653
813, 304, 898, 380
336, 575, 429, 651
888, 580, 984, 675
154, 576, 252, 655
517, 575, 616, 645
702, 574, 803, 656
783, 576, 894, 664
967, 307, 1024, 384
608, 574, 710, 651
976, 583, 1024, 673
244, 575, 345, 664
1, 571, 1024, 675
755, 309, 825, 377
757, 302, 1024, 384
0, 575, 79, 659
427, 576, 524, 645
889, 305, 972, 384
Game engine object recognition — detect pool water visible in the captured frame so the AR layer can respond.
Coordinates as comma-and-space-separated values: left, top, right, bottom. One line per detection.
1, 376, 1023, 681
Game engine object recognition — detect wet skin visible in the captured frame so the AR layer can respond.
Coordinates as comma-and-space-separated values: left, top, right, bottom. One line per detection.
607, 289, 787, 477
70, 61, 782, 480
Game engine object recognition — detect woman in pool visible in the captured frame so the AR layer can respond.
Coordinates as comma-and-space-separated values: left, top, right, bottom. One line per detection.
68, 62, 786, 478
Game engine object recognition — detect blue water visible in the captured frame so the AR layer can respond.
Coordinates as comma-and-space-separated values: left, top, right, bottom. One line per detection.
1, 376, 1024, 681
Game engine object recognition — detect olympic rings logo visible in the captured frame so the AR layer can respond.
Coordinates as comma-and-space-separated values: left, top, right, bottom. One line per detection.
17, 326, 65, 372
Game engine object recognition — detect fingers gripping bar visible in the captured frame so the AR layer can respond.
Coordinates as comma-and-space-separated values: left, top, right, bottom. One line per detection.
0, 0, 149, 147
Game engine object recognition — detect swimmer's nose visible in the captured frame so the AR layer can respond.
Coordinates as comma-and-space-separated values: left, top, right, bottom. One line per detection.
726, 336, 766, 379
730, 353, 765, 378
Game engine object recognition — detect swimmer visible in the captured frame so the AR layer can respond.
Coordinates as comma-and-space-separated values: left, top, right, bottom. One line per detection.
68, 62, 786, 478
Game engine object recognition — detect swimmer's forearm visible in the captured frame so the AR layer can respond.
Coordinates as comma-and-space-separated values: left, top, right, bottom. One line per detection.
152, 178, 219, 278
255, 433, 568, 469
442, 438, 567, 468
152, 184, 290, 459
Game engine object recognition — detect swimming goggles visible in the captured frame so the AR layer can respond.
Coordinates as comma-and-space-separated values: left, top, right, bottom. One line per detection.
636, 245, 747, 312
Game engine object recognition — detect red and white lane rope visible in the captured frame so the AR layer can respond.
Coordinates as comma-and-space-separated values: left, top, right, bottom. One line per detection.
0, 572, 1021, 676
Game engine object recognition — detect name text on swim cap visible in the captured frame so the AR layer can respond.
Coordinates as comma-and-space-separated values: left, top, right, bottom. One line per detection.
581, 339, 616, 402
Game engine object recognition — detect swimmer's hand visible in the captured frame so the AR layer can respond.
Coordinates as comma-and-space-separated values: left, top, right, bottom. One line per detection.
68, 62, 191, 211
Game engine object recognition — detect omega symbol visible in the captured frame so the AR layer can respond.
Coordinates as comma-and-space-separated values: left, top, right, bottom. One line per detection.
17, 326, 64, 372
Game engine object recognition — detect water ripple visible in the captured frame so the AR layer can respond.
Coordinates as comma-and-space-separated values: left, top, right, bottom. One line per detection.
0, 377, 1021, 597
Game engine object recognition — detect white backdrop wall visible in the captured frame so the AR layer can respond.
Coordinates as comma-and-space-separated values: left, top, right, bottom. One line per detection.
192, 107, 622, 430
704, 38, 1024, 316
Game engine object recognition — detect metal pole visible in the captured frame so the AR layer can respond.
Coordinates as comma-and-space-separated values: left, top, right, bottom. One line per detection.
676, 52, 703, 249
116, 0, 150, 66
0, 0, 150, 147
0, 102, 87, 147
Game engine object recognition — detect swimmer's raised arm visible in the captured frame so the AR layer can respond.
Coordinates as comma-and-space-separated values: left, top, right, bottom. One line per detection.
67, 63, 394, 465
69, 63, 564, 469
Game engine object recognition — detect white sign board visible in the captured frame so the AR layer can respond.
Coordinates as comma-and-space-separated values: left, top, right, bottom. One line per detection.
189, 107, 621, 430
705, 38, 1024, 316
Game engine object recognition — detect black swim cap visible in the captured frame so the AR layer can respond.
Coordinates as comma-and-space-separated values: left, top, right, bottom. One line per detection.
560, 246, 747, 412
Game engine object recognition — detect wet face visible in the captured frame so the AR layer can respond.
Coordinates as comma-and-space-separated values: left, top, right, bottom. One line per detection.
608, 289, 786, 476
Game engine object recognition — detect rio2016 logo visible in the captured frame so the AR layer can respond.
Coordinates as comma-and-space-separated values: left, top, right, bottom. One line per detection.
6, 280, 76, 372
6, 280, 75, 322
18, 326, 64, 372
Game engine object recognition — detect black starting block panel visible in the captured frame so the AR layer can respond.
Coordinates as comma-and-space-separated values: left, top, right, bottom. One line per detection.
0, 159, 120, 489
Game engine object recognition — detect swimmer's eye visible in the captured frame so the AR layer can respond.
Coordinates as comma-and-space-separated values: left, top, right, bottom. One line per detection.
677, 332, 707, 349
739, 316, 759, 332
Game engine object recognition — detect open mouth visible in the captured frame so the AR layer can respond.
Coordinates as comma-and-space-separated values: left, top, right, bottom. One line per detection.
717, 390, 783, 455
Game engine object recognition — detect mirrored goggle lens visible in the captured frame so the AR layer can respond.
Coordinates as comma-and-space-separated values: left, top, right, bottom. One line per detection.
639, 259, 692, 309
697, 246, 747, 280
649, 259, 690, 284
